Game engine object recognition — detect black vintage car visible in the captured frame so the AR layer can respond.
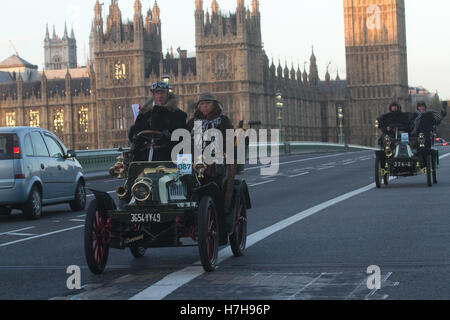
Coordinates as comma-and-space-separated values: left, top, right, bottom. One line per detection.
84, 131, 251, 274
375, 111, 441, 188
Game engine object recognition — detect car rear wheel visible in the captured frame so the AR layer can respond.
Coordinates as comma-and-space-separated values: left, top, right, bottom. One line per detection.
85, 200, 111, 275
426, 154, 433, 187
229, 191, 247, 257
70, 181, 86, 212
0, 207, 12, 216
23, 186, 42, 220
198, 196, 219, 272
432, 154, 438, 184
375, 155, 383, 189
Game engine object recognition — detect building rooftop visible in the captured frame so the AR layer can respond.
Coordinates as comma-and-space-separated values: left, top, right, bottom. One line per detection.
0, 55, 38, 70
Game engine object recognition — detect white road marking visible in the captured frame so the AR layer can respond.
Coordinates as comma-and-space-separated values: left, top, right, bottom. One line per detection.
0, 225, 84, 248
318, 166, 335, 171
129, 182, 377, 300
288, 172, 310, 178
245, 153, 351, 171
70, 219, 86, 222
5, 233, 37, 237
248, 180, 276, 187
0, 227, 36, 236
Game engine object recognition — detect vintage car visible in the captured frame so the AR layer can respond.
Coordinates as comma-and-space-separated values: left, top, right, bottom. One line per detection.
84, 130, 251, 274
375, 112, 439, 188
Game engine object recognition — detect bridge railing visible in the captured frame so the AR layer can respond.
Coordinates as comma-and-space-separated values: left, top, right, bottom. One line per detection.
75, 142, 377, 174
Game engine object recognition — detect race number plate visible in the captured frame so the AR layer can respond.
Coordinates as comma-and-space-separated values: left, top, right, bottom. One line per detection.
177, 154, 193, 175
130, 213, 161, 223
393, 161, 412, 168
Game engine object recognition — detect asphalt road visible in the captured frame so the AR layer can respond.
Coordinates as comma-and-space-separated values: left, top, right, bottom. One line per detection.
1, 148, 450, 300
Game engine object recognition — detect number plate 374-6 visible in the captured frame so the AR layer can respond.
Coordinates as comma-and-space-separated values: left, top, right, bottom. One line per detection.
393, 161, 412, 168
131, 213, 161, 223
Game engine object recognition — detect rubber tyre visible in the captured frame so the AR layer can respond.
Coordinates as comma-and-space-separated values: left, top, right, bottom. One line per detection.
432, 154, 438, 184
198, 196, 219, 272
0, 207, 12, 216
70, 181, 87, 212
229, 191, 247, 257
375, 156, 383, 189
85, 200, 111, 275
383, 174, 389, 185
23, 186, 42, 220
130, 246, 146, 259
426, 154, 433, 187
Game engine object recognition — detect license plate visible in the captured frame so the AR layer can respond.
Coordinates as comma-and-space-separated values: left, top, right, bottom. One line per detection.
393, 161, 412, 168
130, 213, 161, 223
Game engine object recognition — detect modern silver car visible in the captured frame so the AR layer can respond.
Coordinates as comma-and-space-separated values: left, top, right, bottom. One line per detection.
0, 127, 86, 219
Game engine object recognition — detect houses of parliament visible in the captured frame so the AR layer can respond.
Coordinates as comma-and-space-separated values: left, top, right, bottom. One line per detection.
0, 0, 412, 149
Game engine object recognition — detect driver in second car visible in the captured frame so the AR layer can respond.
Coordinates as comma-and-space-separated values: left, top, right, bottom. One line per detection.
128, 82, 187, 161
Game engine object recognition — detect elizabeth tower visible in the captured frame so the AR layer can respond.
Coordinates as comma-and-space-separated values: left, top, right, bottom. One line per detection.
344, 0, 409, 146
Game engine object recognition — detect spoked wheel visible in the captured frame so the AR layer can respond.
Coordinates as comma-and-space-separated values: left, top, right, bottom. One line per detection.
383, 174, 389, 185
198, 196, 219, 272
432, 153, 438, 184
229, 191, 247, 257
85, 200, 112, 275
426, 154, 433, 187
375, 155, 383, 189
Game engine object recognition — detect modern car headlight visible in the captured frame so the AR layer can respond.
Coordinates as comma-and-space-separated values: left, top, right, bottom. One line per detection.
131, 178, 153, 202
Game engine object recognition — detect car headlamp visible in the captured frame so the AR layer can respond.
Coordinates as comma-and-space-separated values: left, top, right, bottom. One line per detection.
131, 178, 153, 202
384, 136, 393, 158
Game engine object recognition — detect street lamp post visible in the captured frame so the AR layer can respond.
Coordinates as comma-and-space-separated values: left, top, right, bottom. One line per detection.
275, 91, 284, 143
336, 105, 345, 145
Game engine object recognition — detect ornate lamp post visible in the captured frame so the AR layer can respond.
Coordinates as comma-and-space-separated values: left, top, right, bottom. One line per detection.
336, 105, 345, 145
275, 91, 284, 143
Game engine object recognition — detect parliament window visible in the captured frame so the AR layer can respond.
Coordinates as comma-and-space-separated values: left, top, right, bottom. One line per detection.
114, 61, 127, 80
29, 110, 40, 128
78, 106, 89, 133
53, 108, 64, 134
113, 106, 126, 130
5, 112, 15, 127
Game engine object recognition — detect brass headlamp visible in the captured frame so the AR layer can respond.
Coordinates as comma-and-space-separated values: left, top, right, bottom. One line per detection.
384, 136, 393, 158
418, 133, 425, 148
131, 178, 153, 202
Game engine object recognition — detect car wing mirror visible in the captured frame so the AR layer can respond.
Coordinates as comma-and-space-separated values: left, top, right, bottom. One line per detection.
65, 150, 77, 159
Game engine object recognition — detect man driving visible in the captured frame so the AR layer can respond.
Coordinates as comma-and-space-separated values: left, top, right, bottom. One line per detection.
128, 82, 187, 161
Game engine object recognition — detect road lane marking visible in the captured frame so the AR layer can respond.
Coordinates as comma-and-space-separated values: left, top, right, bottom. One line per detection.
0, 225, 84, 248
245, 153, 352, 171
248, 180, 276, 187
5, 233, 37, 237
70, 219, 86, 222
318, 166, 335, 171
0, 227, 36, 236
288, 172, 310, 178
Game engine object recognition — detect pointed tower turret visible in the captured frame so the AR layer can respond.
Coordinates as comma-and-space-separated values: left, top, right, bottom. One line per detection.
94, 0, 103, 34
52, 25, 57, 39
309, 48, 319, 87
63, 22, 68, 39
211, 0, 219, 16
45, 24, 50, 41
152, 1, 160, 24
134, 0, 143, 33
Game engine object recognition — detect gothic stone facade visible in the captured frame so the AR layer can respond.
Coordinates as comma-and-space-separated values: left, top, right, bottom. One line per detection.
1, 0, 355, 150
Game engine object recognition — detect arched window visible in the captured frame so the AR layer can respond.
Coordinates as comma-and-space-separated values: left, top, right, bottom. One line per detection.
29, 110, 40, 127
53, 108, 64, 134
78, 106, 89, 133
113, 106, 126, 130
5, 112, 15, 127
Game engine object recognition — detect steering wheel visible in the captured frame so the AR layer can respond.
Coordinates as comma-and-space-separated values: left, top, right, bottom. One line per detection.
136, 130, 168, 150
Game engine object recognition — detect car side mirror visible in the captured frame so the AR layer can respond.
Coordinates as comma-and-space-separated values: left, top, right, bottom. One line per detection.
66, 150, 77, 159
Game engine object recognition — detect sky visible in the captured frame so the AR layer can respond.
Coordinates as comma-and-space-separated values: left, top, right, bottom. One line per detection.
0, 0, 448, 99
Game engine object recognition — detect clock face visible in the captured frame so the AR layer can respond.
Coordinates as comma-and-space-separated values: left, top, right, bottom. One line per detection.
114, 61, 126, 80
366, 5, 381, 31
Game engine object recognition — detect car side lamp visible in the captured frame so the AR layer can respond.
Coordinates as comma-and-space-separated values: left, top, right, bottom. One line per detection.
418, 133, 425, 148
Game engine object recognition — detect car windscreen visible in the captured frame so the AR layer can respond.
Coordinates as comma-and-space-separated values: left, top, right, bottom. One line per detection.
0, 134, 15, 160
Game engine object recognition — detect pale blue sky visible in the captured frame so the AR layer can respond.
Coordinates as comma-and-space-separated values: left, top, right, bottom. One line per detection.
0, 0, 448, 98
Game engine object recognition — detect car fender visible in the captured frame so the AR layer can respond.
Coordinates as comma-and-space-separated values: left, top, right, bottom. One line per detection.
26, 176, 44, 200
87, 189, 117, 212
